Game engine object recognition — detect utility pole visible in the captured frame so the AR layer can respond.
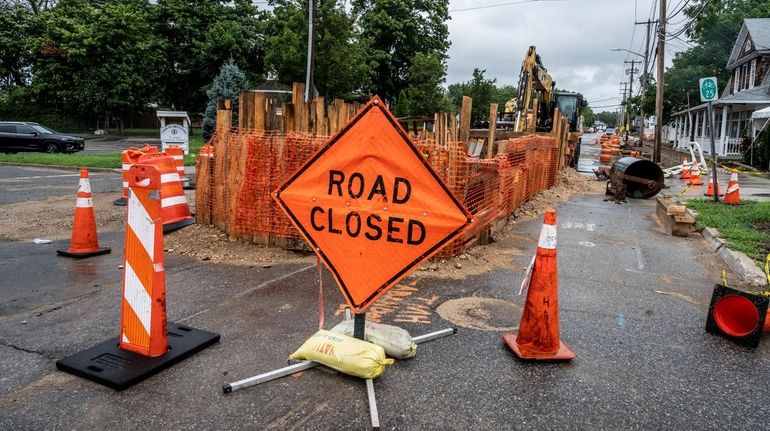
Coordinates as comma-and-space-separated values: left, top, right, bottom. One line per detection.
624, 60, 639, 145
619, 82, 629, 131
654, 0, 666, 163
635, 20, 655, 146
304, 0, 317, 101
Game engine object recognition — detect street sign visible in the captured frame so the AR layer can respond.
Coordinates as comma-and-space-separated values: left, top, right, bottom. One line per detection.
274, 97, 473, 313
699, 77, 719, 102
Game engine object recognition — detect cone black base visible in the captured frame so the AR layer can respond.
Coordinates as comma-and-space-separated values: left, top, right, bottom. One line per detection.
502, 332, 575, 361
163, 217, 196, 233
56, 323, 220, 390
705, 284, 768, 348
113, 197, 127, 206
56, 247, 111, 259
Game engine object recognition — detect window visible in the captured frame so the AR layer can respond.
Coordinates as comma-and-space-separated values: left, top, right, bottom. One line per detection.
0, 125, 15, 133
749, 59, 757, 89
15, 125, 35, 134
742, 64, 749, 90
733, 69, 740, 93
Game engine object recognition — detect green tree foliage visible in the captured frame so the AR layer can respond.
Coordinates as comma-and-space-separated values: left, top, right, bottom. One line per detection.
663, 0, 770, 119
264, 0, 369, 101
582, 106, 595, 127
202, 61, 248, 141
393, 52, 450, 116
353, 0, 450, 103
0, 7, 38, 89
596, 111, 619, 128
32, 0, 166, 131
447, 69, 499, 124
153, 0, 266, 112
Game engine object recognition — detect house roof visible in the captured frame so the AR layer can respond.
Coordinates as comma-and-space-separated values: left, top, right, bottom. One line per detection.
728, 18, 770, 68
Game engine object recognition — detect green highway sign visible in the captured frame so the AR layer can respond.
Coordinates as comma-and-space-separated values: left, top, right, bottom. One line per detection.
699, 77, 718, 102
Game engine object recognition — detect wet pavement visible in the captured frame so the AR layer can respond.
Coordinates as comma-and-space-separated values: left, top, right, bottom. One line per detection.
0, 165, 121, 205
2, 165, 769, 430
83, 136, 162, 153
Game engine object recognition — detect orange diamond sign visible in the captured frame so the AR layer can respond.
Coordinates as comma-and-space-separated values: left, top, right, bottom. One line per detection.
274, 97, 473, 313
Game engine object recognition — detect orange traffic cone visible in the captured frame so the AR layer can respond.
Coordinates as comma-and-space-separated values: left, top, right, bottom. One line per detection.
503, 208, 575, 360
688, 163, 703, 185
724, 169, 741, 205
704, 172, 723, 197
138, 153, 195, 232
57, 168, 111, 258
680, 158, 691, 180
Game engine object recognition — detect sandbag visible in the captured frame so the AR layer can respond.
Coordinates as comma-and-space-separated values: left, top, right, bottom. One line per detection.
330, 319, 417, 359
289, 330, 394, 379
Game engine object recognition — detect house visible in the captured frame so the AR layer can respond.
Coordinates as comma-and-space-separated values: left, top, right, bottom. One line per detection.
669, 18, 770, 158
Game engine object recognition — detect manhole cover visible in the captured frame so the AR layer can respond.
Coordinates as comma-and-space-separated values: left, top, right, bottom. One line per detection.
436, 297, 520, 332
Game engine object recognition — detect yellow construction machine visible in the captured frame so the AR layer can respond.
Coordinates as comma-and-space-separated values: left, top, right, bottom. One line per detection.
502, 46, 586, 134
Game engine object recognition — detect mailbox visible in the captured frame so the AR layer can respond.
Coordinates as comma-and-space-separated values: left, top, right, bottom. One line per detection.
156, 110, 191, 155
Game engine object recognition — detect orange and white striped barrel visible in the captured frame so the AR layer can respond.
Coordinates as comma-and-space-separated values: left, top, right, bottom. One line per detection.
115, 145, 160, 206
724, 169, 741, 205
120, 164, 168, 357
138, 153, 195, 232
680, 158, 691, 180
165, 145, 187, 182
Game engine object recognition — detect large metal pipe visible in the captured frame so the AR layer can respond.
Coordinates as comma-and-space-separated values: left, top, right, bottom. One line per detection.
609, 157, 664, 199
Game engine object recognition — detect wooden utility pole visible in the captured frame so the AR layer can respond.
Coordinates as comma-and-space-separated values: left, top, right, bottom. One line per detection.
635, 20, 655, 144
654, 0, 666, 163
624, 60, 639, 144
304, 0, 316, 101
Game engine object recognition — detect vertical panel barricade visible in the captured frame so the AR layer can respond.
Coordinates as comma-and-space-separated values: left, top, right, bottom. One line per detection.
121, 164, 167, 357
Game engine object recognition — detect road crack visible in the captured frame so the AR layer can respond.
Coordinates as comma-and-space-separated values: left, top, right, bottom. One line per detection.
0, 340, 55, 360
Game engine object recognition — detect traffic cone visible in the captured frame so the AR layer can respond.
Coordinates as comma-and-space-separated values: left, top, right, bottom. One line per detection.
706, 284, 770, 348
704, 172, 722, 197
57, 168, 111, 258
503, 208, 575, 360
680, 158, 691, 180
724, 169, 741, 205
138, 153, 195, 232
688, 163, 703, 185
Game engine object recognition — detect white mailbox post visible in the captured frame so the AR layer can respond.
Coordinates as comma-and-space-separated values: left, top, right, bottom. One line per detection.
156, 110, 191, 155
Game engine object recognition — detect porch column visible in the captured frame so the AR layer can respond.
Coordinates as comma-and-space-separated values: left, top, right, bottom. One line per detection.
688, 111, 694, 142
719, 105, 729, 156
693, 111, 700, 143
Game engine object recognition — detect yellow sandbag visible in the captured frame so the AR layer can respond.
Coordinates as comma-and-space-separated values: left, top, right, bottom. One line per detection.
330, 320, 417, 359
289, 330, 394, 379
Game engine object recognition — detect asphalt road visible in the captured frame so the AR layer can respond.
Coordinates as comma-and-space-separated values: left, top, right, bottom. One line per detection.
1, 166, 769, 430
83, 136, 162, 153
0, 165, 121, 205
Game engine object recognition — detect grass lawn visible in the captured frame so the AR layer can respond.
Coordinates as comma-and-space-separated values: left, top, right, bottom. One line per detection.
687, 199, 770, 268
0, 135, 207, 168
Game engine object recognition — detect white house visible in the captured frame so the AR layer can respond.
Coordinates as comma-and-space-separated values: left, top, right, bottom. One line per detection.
670, 18, 770, 158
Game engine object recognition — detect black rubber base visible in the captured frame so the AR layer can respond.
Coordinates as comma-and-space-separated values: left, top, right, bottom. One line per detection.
163, 217, 196, 233
705, 284, 768, 348
56, 247, 111, 258
113, 197, 127, 206
56, 323, 220, 390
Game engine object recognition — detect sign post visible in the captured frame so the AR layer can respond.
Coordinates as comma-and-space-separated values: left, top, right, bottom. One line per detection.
224, 97, 473, 429
699, 77, 719, 202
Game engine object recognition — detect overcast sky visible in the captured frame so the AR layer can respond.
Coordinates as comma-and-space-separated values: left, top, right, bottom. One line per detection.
445, 0, 691, 112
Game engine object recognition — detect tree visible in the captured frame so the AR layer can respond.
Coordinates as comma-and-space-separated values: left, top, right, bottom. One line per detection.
32, 0, 167, 132
493, 85, 517, 109
596, 111, 619, 127
393, 52, 450, 116
202, 61, 248, 140
0, 7, 37, 88
353, 0, 450, 103
264, 0, 370, 101
582, 106, 595, 127
153, 0, 266, 113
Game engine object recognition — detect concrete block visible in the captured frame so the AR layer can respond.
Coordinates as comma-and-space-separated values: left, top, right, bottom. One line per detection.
701, 227, 725, 252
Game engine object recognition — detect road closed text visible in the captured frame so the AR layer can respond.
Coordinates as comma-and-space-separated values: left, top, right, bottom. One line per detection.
308, 169, 426, 245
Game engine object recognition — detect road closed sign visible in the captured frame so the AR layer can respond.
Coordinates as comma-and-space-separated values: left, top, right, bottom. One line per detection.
699, 77, 719, 102
274, 97, 473, 312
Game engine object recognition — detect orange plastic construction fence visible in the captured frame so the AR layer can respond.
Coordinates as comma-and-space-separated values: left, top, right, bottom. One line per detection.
196, 129, 562, 256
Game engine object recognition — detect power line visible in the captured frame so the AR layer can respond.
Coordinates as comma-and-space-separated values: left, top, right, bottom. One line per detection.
449, 0, 571, 13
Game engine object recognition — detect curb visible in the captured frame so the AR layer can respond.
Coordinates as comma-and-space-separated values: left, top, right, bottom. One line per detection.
700, 225, 766, 287
0, 162, 121, 174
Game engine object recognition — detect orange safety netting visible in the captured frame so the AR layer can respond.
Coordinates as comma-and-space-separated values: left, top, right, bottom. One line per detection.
196, 129, 561, 256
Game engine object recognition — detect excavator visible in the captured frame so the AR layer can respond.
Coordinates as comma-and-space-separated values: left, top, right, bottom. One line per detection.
502, 46, 586, 134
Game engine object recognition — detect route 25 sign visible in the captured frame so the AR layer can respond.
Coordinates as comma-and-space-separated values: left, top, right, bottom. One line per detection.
274, 97, 473, 313
699, 77, 719, 103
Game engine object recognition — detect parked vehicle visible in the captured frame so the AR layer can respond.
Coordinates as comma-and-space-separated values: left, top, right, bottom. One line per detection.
603, 127, 617, 137
0, 122, 85, 153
